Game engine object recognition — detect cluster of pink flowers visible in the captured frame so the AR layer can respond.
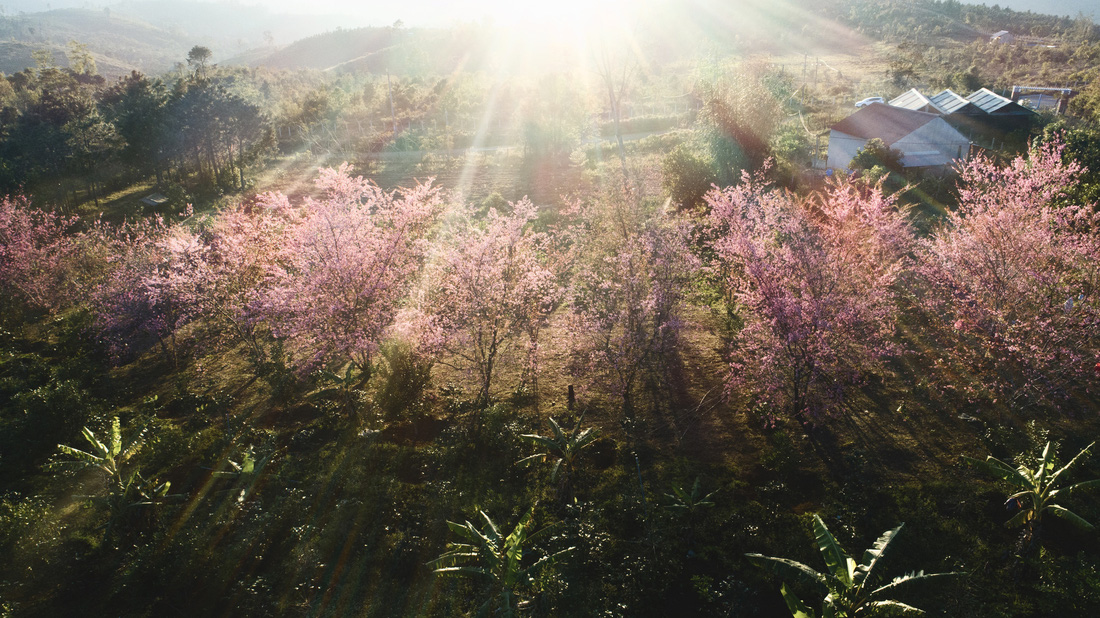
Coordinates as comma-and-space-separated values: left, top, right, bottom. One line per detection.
569, 195, 699, 417
0, 196, 81, 311
255, 164, 442, 374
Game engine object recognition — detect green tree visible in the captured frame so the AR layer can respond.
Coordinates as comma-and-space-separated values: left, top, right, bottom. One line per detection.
662, 143, 717, 211
696, 64, 787, 184
100, 71, 170, 184
66, 40, 97, 77
1037, 123, 1100, 205
747, 514, 961, 617
850, 138, 903, 173
222, 93, 274, 190
63, 109, 121, 206
187, 46, 212, 80
31, 49, 57, 72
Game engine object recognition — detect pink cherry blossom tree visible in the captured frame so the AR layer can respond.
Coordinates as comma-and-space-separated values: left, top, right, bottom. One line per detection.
918, 139, 1100, 412
0, 196, 81, 314
256, 164, 442, 377
186, 192, 299, 370
427, 199, 562, 406
569, 193, 699, 418
707, 172, 913, 425
84, 216, 182, 363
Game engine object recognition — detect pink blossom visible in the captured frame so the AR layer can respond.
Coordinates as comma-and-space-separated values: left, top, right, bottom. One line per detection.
254, 165, 442, 375
0, 196, 82, 311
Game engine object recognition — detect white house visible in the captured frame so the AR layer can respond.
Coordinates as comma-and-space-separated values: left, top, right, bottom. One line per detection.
826, 103, 970, 170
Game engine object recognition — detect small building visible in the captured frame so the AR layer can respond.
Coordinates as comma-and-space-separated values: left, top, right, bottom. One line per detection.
965, 87, 1035, 133
887, 87, 1036, 141
929, 89, 984, 117
890, 88, 986, 122
921, 89, 987, 137
826, 103, 970, 170
990, 30, 1015, 44
966, 88, 1033, 117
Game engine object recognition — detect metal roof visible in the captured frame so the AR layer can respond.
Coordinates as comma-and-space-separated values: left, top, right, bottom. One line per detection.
929, 89, 973, 114
968, 87, 1025, 113
889, 89, 943, 113
830, 103, 940, 146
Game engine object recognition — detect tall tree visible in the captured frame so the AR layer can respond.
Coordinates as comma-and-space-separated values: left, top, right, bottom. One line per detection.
918, 139, 1100, 412
186, 46, 212, 81
100, 72, 170, 184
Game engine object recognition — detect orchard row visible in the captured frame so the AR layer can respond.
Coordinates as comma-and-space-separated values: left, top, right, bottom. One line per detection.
1, 141, 1097, 422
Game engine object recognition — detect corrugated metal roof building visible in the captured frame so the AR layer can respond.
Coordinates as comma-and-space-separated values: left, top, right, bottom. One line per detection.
886, 87, 1035, 139
889, 89, 943, 114
966, 88, 1032, 116
929, 89, 983, 116
827, 103, 969, 170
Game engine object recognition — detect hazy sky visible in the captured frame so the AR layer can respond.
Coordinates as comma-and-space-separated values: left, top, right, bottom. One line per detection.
8, 0, 1093, 23
7, 0, 629, 26
232, 0, 630, 26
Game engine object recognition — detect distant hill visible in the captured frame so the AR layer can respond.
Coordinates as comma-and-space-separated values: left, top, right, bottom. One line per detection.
242, 1, 877, 75
0, 1, 361, 79
0, 0, 1090, 81
0, 9, 190, 78
242, 26, 501, 75
111, 1, 359, 50
959, 0, 1096, 20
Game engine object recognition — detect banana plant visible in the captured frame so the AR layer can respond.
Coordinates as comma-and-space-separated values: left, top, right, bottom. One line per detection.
212, 445, 276, 504
430, 507, 572, 617
310, 362, 368, 416
664, 477, 718, 554
518, 415, 599, 499
963, 440, 1100, 538
57, 416, 145, 482
665, 477, 718, 516
746, 514, 962, 617
57, 416, 174, 537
